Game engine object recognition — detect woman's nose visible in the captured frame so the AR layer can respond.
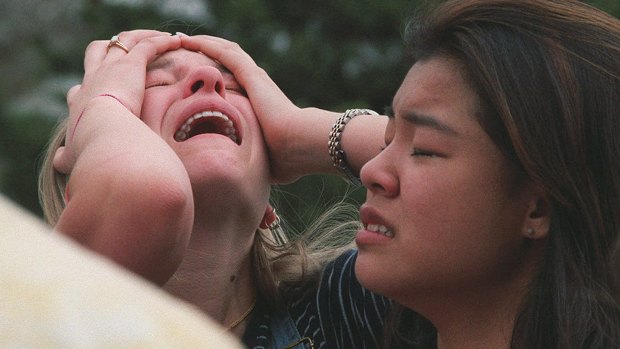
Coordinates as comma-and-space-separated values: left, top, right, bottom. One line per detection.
184, 66, 226, 98
360, 149, 400, 198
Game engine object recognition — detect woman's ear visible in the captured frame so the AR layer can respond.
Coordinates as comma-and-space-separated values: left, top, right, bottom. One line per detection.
522, 186, 551, 240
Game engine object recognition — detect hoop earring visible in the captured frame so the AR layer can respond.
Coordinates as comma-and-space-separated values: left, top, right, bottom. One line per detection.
260, 206, 287, 245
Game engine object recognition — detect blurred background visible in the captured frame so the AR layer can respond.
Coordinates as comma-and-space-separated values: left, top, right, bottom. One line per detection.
1, 0, 618, 232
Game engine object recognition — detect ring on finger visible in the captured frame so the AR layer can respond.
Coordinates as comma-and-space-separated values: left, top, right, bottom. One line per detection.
107, 35, 129, 53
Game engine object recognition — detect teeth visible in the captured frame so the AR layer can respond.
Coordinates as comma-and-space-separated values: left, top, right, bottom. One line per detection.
366, 224, 394, 237
174, 110, 238, 143
175, 130, 188, 141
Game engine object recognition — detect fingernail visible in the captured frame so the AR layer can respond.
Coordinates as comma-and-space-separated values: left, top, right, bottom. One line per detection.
175, 32, 189, 37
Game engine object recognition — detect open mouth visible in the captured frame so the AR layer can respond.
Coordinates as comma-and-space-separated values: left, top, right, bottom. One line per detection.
365, 223, 394, 238
174, 111, 240, 144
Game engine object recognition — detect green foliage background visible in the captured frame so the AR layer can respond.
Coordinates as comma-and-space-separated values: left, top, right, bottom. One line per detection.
0, 0, 618, 232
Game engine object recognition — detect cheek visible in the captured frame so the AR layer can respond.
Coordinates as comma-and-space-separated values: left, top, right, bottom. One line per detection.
398, 164, 519, 264
403, 159, 509, 225
140, 92, 171, 131
400, 168, 479, 229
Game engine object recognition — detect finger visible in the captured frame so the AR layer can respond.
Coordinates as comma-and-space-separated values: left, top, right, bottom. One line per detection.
94, 35, 181, 116
125, 34, 182, 64
84, 40, 109, 73
105, 34, 131, 58
183, 34, 234, 45
180, 35, 255, 64
179, 36, 259, 84
103, 30, 174, 62
180, 35, 283, 98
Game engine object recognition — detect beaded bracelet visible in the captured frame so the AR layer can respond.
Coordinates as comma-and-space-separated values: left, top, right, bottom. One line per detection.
328, 108, 379, 186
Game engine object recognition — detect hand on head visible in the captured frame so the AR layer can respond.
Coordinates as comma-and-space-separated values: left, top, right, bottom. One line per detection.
54, 30, 181, 174
178, 34, 305, 183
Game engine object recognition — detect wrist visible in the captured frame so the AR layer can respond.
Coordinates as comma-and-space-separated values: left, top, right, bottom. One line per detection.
69, 94, 128, 146
269, 107, 339, 183
328, 109, 380, 185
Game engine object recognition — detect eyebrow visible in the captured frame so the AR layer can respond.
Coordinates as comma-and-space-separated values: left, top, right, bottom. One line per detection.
402, 111, 458, 136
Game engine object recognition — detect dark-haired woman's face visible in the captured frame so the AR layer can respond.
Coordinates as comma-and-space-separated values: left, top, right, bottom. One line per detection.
357, 57, 539, 311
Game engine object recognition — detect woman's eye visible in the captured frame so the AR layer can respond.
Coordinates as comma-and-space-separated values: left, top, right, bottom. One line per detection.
146, 82, 170, 89
225, 85, 247, 96
411, 148, 437, 157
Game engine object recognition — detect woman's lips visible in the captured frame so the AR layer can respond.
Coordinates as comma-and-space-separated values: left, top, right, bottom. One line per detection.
174, 110, 239, 144
356, 204, 395, 246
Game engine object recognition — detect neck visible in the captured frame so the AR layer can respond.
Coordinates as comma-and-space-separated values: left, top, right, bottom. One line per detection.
431, 294, 517, 349
163, 221, 257, 336
411, 244, 544, 349
396, 283, 520, 349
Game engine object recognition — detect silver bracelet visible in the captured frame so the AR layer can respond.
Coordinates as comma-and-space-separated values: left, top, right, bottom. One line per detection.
328, 108, 379, 186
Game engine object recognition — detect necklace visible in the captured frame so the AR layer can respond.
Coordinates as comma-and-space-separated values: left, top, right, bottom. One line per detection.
226, 300, 256, 331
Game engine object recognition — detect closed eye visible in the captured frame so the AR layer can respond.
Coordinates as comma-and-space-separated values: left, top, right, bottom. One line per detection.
225, 87, 248, 97
146, 82, 170, 89
411, 148, 437, 157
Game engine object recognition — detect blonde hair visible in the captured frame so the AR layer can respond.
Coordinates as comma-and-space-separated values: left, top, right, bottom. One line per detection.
253, 202, 359, 306
38, 118, 358, 305
38, 117, 68, 226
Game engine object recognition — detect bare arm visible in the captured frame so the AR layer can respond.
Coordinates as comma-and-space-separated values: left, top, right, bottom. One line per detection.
179, 35, 387, 184
53, 31, 193, 284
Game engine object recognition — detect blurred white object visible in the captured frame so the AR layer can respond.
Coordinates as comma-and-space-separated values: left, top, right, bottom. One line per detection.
0, 194, 243, 348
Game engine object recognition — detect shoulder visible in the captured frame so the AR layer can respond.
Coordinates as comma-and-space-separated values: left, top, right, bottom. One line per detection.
317, 248, 391, 314
290, 249, 392, 348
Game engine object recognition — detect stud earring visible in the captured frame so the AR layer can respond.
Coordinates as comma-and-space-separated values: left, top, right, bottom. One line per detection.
526, 227, 535, 237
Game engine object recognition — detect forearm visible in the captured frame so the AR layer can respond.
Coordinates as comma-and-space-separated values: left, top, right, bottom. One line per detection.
280, 107, 387, 181
176, 35, 387, 183
57, 97, 193, 283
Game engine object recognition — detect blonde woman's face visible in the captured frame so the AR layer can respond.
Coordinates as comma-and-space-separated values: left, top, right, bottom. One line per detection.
356, 57, 537, 311
139, 48, 270, 207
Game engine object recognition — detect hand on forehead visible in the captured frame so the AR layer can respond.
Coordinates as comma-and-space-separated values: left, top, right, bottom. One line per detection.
147, 47, 238, 86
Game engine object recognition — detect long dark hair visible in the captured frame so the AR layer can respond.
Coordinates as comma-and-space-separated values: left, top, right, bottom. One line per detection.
385, 0, 620, 348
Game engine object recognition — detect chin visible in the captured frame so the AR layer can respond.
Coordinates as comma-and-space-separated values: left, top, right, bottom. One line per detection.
186, 158, 245, 182
355, 252, 388, 292
355, 251, 418, 304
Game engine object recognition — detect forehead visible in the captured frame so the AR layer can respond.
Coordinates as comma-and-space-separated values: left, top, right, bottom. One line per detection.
147, 48, 221, 72
393, 57, 477, 115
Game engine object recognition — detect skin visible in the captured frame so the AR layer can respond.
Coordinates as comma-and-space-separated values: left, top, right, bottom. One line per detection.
178, 34, 387, 183
356, 57, 549, 349
142, 49, 271, 336
54, 31, 193, 285
140, 48, 271, 237
172, 35, 552, 347
54, 31, 270, 336
140, 49, 271, 335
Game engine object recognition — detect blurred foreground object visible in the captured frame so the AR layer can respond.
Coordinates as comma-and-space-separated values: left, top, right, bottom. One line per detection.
0, 194, 243, 349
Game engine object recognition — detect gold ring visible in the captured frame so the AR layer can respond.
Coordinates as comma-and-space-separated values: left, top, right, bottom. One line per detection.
107, 35, 129, 53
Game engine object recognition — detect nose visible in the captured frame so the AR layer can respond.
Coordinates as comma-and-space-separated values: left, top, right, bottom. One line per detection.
183, 65, 226, 98
360, 147, 399, 198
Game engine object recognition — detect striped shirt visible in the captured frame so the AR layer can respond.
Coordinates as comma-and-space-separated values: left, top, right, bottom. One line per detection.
243, 249, 391, 348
